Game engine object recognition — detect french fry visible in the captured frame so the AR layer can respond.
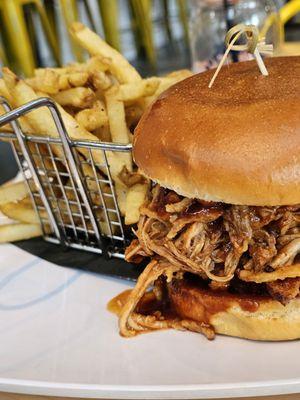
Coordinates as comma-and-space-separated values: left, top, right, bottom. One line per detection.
0, 113, 35, 136
16, 117, 35, 134
0, 79, 36, 135
58, 74, 71, 90
144, 71, 193, 107
85, 56, 111, 74
118, 166, 146, 187
62, 177, 117, 235
0, 78, 13, 102
105, 87, 131, 145
3, 69, 66, 161
65, 56, 111, 74
26, 69, 60, 94
57, 72, 90, 90
166, 69, 193, 80
75, 101, 108, 132
0, 223, 42, 243
34, 67, 67, 76
70, 22, 141, 84
118, 78, 160, 102
93, 99, 106, 111
0, 27, 193, 233
52, 87, 96, 109
61, 64, 81, 73
3, 69, 101, 160
0, 197, 44, 224
5, 62, 134, 221
105, 86, 132, 173
0, 181, 28, 205
125, 105, 144, 131
125, 182, 149, 225
2, 69, 126, 208
91, 71, 112, 91
42, 92, 125, 186
93, 125, 111, 142
115, 181, 128, 216
67, 72, 89, 87
0, 104, 12, 133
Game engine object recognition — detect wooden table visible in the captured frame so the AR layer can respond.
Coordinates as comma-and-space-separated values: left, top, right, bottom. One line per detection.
0, 394, 299, 400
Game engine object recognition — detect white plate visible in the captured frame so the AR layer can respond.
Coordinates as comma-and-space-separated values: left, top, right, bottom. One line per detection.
0, 244, 300, 399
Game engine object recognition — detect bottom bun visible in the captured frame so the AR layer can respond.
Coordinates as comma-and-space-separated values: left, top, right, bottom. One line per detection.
168, 279, 300, 341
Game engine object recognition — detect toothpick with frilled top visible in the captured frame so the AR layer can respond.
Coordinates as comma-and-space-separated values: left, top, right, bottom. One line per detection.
209, 24, 273, 88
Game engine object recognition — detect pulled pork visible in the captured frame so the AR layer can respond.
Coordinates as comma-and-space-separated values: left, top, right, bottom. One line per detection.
121, 185, 300, 337
267, 278, 300, 305
126, 185, 300, 298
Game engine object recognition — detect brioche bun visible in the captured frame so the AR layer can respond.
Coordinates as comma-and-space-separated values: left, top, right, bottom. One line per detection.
134, 56, 300, 206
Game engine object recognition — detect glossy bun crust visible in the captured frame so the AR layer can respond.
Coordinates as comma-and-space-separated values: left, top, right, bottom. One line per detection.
134, 57, 300, 206
168, 278, 300, 341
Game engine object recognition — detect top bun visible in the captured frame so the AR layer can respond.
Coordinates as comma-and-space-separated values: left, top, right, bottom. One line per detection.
133, 56, 300, 206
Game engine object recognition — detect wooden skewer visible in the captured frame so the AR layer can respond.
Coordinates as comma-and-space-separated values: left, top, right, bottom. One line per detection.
208, 24, 273, 88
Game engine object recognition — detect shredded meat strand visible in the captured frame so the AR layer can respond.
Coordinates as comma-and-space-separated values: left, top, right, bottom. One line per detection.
119, 259, 215, 339
127, 185, 300, 279
267, 278, 300, 305
120, 185, 300, 338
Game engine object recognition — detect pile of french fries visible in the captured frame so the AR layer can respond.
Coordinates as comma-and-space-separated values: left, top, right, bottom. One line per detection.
0, 22, 192, 244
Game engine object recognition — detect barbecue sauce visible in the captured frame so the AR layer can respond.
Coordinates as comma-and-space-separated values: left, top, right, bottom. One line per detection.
107, 289, 164, 317
107, 290, 132, 316
180, 200, 223, 218
168, 278, 261, 326
108, 281, 260, 326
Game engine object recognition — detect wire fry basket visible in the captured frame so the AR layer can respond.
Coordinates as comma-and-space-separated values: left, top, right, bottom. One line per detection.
0, 97, 132, 259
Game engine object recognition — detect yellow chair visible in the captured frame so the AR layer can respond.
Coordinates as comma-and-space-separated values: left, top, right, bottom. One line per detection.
98, 0, 120, 51
261, 0, 300, 56
276, 0, 300, 56
177, 0, 189, 45
131, 0, 156, 66
0, 40, 8, 66
59, 0, 121, 60
58, 0, 85, 62
279, 0, 300, 41
0, 0, 60, 76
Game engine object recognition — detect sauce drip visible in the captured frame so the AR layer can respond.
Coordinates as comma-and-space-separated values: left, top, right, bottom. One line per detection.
182, 200, 223, 217
107, 289, 132, 316
239, 299, 259, 312
108, 280, 261, 331
107, 289, 163, 317
150, 187, 225, 222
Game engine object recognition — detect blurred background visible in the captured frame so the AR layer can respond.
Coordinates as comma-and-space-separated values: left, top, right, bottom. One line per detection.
0, 0, 299, 78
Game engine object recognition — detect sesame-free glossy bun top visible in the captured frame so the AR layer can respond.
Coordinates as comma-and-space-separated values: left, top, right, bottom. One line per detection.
133, 56, 300, 206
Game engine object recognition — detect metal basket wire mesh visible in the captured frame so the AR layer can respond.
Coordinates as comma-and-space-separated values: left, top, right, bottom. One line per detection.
0, 97, 132, 259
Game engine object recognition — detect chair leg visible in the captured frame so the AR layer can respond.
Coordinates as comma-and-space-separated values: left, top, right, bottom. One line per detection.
59, 0, 84, 62
82, 0, 97, 32
98, 0, 121, 51
177, 0, 189, 45
34, 0, 61, 65
279, 0, 300, 42
1, 0, 35, 76
280, 0, 300, 25
0, 41, 9, 66
130, 0, 156, 66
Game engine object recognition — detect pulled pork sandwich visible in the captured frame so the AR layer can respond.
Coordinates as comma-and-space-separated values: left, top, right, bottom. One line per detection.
118, 56, 300, 341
